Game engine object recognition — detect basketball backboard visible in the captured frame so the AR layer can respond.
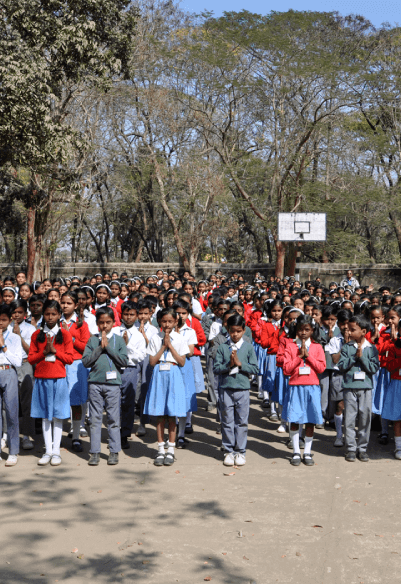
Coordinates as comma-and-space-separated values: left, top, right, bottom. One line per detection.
278, 213, 326, 242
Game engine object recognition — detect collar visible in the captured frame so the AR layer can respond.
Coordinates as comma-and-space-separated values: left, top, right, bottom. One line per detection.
295, 337, 311, 348
60, 313, 77, 323
44, 324, 60, 335
353, 339, 371, 350
229, 338, 244, 350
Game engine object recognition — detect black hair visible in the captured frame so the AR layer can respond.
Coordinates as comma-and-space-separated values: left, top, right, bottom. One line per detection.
143, 295, 158, 307
388, 305, 401, 319
95, 306, 115, 322
3, 275, 15, 284
0, 303, 12, 319
321, 305, 336, 319
173, 298, 192, 316
349, 314, 370, 331
336, 309, 352, 323
138, 299, 154, 311
121, 301, 138, 314
354, 300, 370, 316
29, 293, 46, 306
288, 314, 320, 342
10, 299, 28, 313
18, 282, 33, 296
37, 300, 63, 344
157, 307, 181, 327
46, 287, 60, 298
216, 299, 230, 308
226, 314, 245, 330
263, 298, 284, 319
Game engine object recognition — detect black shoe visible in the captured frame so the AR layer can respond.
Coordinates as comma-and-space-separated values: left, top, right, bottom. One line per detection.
345, 451, 356, 462
286, 438, 293, 449
107, 452, 119, 465
163, 452, 175, 466
176, 437, 186, 449
184, 424, 194, 434
121, 437, 130, 450
378, 433, 389, 445
290, 453, 302, 466
216, 427, 222, 435
302, 453, 314, 466
88, 453, 100, 466
357, 451, 369, 462
72, 439, 83, 453
262, 399, 270, 409
154, 452, 165, 466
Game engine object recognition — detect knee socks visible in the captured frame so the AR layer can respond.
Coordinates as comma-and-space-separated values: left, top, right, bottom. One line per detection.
52, 418, 63, 455
257, 376, 263, 395
178, 417, 186, 438
186, 411, 192, 426
72, 420, 81, 441
289, 429, 300, 454
42, 418, 53, 455
304, 436, 313, 455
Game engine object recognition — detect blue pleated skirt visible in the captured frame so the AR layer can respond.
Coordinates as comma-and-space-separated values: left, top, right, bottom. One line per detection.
180, 357, 198, 413
66, 359, 89, 406
372, 367, 391, 415
191, 355, 205, 394
272, 366, 285, 405
286, 384, 324, 425
381, 378, 401, 420
31, 377, 70, 421
257, 345, 267, 375
280, 373, 290, 421
144, 364, 187, 417
263, 354, 277, 395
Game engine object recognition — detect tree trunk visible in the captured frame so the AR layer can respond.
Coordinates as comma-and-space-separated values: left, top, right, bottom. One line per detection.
285, 242, 297, 277
389, 211, 401, 259
26, 207, 36, 283
274, 240, 286, 278
135, 241, 144, 263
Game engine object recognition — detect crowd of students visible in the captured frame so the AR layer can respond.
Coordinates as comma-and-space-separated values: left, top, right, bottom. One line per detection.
0, 267, 399, 469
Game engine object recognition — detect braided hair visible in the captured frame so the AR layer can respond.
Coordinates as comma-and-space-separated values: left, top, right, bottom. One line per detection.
37, 299, 63, 344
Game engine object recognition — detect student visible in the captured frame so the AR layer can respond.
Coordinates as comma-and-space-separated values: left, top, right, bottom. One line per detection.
0, 304, 23, 466
91, 283, 121, 326
206, 298, 230, 411
18, 283, 33, 304
213, 314, 258, 466
145, 307, 190, 466
77, 288, 98, 335
325, 309, 352, 447
10, 300, 36, 450
283, 315, 326, 466
248, 293, 267, 401
119, 302, 147, 449
27, 294, 46, 328
338, 315, 380, 462
110, 281, 124, 319
2, 287, 17, 305
316, 305, 341, 426
259, 299, 283, 420
29, 300, 74, 466
381, 319, 401, 459
60, 291, 91, 452
82, 307, 128, 466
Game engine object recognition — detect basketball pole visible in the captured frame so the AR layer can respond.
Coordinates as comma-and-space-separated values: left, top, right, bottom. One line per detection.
295, 240, 302, 281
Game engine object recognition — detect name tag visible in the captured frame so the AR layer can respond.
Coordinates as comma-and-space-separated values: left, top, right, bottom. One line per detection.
229, 366, 239, 375
159, 362, 171, 371
106, 371, 117, 380
45, 355, 56, 362
354, 371, 365, 380
299, 366, 311, 375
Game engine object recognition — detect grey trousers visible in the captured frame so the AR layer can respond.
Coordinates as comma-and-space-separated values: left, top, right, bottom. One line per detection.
0, 369, 20, 455
120, 366, 138, 438
88, 383, 121, 454
207, 353, 219, 407
16, 361, 34, 437
219, 388, 250, 454
344, 389, 372, 453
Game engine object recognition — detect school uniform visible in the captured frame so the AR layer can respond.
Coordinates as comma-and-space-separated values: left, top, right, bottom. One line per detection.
372, 327, 391, 416
83, 309, 98, 335
82, 331, 128, 453
318, 324, 341, 419
135, 321, 159, 425
188, 316, 206, 394
144, 331, 189, 417
259, 320, 280, 396
274, 330, 290, 413
118, 323, 147, 438
178, 324, 198, 412
326, 334, 345, 402
381, 343, 401, 421
11, 321, 36, 438
0, 330, 23, 455
213, 338, 258, 454
61, 315, 91, 406
191, 297, 203, 317
91, 302, 121, 326
338, 340, 380, 454
205, 316, 220, 408
29, 326, 74, 421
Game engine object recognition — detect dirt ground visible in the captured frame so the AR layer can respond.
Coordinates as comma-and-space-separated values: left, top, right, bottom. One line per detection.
1, 389, 400, 584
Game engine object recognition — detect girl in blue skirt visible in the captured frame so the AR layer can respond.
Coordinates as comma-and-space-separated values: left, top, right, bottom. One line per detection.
173, 300, 198, 448
145, 307, 190, 467
283, 315, 326, 467
381, 318, 401, 459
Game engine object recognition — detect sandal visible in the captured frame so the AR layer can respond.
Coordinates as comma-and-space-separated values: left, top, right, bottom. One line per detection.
378, 433, 389, 445
154, 452, 165, 466
163, 453, 175, 466
290, 453, 302, 466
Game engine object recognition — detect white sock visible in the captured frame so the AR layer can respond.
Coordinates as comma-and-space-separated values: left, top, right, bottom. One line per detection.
257, 376, 263, 393
278, 404, 283, 418
186, 411, 192, 426
42, 419, 52, 455
178, 417, 186, 438
72, 420, 81, 441
381, 418, 389, 434
270, 399, 276, 414
167, 441, 175, 455
298, 425, 304, 439
2, 432, 7, 441
263, 390, 269, 400
334, 414, 343, 438
80, 403, 87, 427
52, 418, 63, 456
289, 430, 300, 454
304, 436, 313, 455
158, 442, 165, 454
395, 437, 401, 452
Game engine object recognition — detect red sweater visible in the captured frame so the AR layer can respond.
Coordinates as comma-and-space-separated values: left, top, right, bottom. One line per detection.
28, 328, 74, 378
91, 304, 121, 326
385, 343, 401, 379
187, 317, 207, 356
67, 321, 90, 360
283, 340, 326, 385
259, 322, 280, 354
248, 310, 263, 340
110, 297, 124, 319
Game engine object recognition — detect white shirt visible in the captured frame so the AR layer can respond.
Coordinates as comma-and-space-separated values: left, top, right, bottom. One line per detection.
209, 319, 223, 341
353, 339, 371, 351
192, 298, 203, 315
229, 338, 244, 351
326, 334, 344, 371
294, 337, 311, 349
84, 309, 98, 335
178, 324, 197, 347
148, 330, 190, 364
44, 324, 59, 337
117, 324, 147, 366
135, 321, 158, 345
8, 321, 36, 360
0, 329, 22, 368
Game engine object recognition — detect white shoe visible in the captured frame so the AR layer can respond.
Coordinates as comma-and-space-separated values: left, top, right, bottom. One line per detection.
5, 454, 18, 466
22, 436, 34, 450
79, 427, 88, 437
136, 424, 146, 437
395, 450, 401, 460
1, 436, 7, 450
277, 424, 286, 433
223, 452, 236, 466
334, 436, 344, 447
38, 454, 52, 466
50, 455, 62, 466
235, 453, 246, 466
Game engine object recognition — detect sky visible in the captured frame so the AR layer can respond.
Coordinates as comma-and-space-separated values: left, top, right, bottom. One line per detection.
181, 0, 401, 27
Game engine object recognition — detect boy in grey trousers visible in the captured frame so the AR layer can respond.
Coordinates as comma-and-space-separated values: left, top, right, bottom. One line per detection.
214, 314, 258, 467
338, 315, 380, 462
